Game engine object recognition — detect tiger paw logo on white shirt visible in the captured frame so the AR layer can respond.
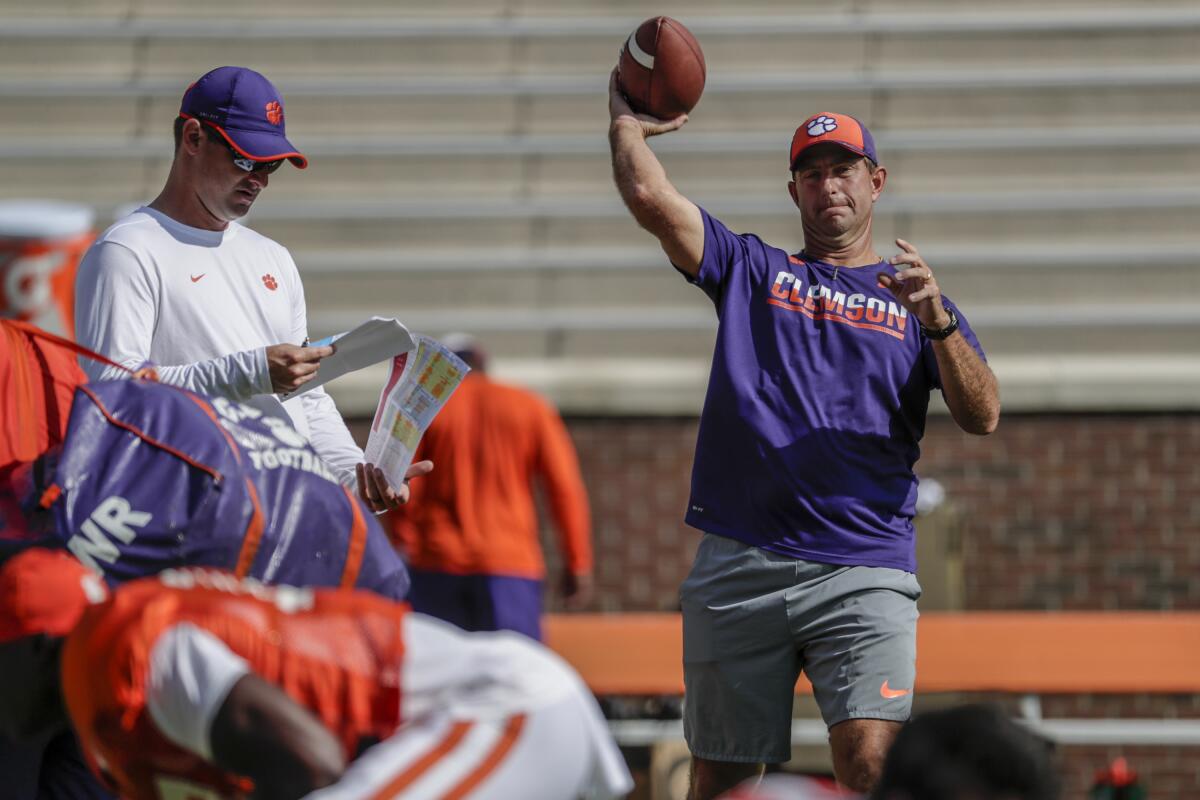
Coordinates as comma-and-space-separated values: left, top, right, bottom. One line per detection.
807, 115, 838, 137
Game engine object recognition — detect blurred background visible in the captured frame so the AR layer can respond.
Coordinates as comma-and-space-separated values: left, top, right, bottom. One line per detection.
1, 0, 1198, 796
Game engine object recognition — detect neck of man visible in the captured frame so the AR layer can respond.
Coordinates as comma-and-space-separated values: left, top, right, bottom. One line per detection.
801, 221, 879, 267
148, 167, 230, 232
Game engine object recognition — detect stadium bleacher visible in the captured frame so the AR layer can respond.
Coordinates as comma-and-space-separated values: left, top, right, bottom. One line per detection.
2, 2, 1199, 418
3, 2, 1199, 797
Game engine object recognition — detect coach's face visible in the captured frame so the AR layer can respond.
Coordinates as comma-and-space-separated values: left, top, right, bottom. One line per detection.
788, 143, 886, 241
0, 635, 66, 741
179, 120, 271, 226
196, 135, 271, 222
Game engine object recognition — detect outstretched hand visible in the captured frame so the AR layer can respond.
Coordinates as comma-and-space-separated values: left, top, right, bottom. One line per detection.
608, 67, 688, 137
356, 459, 434, 513
877, 238, 952, 330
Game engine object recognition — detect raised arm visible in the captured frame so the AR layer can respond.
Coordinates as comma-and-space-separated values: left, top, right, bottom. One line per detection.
607, 69, 706, 277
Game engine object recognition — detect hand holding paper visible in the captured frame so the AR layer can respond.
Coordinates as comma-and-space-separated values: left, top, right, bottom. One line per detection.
357, 459, 434, 512
266, 343, 334, 394
273, 317, 467, 511
280, 317, 416, 399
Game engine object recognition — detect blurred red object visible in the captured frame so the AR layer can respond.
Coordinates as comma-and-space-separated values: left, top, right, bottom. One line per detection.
1094, 757, 1138, 788
0, 320, 86, 472
721, 774, 854, 799
0, 201, 94, 339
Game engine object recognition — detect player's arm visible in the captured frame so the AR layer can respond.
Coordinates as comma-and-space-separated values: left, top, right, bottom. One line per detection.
146, 624, 344, 799
210, 674, 345, 799
532, 399, 594, 608
607, 68, 705, 277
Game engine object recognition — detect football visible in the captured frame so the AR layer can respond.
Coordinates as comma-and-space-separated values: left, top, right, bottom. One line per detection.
617, 16, 706, 119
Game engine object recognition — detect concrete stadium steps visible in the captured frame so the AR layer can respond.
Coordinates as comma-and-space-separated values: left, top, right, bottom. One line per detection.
6, 24, 1199, 80
7, 7, 1200, 29
325, 352, 1200, 416
28, 0, 1193, 20
304, 304, 1200, 361
2, 3, 1197, 412
7, 129, 1199, 206
235, 192, 1200, 252
290, 245, 1200, 313
4, 82, 1195, 140
4, 75, 1199, 137
298, 268, 697, 312
0, 1, 852, 19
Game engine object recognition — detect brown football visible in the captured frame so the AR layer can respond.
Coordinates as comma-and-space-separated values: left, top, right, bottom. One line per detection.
617, 16, 706, 119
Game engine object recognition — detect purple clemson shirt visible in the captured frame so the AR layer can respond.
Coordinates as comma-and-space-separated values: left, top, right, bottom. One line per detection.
683, 209, 986, 572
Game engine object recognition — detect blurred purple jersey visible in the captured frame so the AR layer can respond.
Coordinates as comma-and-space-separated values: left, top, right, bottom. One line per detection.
45, 379, 408, 598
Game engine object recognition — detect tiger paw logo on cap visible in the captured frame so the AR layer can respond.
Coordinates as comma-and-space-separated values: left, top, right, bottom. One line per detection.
807, 115, 838, 137
264, 101, 283, 126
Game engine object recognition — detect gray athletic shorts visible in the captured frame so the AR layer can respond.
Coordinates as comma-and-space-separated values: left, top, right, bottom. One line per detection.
680, 533, 921, 764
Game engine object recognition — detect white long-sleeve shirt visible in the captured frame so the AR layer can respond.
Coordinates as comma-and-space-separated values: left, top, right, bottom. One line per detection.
74, 206, 362, 485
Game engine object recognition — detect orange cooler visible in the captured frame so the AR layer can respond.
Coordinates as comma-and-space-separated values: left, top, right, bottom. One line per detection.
0, 201, 95, 338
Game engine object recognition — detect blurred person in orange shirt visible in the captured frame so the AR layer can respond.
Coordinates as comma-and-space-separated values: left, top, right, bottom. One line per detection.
390, 334, 593, 641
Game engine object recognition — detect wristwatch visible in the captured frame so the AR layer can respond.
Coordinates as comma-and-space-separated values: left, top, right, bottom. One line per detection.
920, 307, 959, 341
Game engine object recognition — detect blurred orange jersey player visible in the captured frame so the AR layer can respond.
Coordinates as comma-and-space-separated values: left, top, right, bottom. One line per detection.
0, 549, 631, 800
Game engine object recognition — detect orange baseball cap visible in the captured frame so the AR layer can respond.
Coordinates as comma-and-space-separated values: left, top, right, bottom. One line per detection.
0, 548, 107, 643
789, 112, 879, 171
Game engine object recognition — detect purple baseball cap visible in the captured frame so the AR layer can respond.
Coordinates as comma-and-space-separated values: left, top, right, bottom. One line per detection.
179, 66, 307, 168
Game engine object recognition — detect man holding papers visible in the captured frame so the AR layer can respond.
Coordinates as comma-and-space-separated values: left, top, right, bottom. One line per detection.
74, 66, 426, 512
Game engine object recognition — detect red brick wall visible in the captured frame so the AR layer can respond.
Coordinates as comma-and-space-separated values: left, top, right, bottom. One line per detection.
917, 415, 1200, 612
553, 418, 700, 613
541, 414, 1200, 613
551, 413, 1200, 798
1044, 697, 1200, 800
964, 693, 1200, 798
359, 412, 1200, 798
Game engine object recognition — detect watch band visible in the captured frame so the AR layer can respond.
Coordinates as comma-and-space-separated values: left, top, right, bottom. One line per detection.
920, 307, 959, 341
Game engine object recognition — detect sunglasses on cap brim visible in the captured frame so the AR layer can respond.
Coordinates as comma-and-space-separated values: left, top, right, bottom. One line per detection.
206, 129, 285, 174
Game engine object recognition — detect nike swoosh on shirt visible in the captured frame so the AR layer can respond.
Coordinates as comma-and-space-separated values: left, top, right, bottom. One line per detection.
190, 274, 206, 283
880, 680, 911, 699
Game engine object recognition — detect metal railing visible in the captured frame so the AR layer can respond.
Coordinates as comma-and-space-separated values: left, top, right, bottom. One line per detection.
607, 716, 1200, 747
